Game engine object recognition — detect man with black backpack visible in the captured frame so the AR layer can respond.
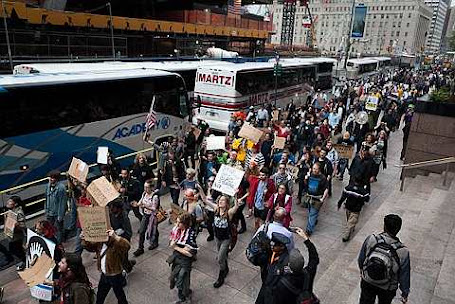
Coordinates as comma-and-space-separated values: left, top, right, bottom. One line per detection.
358, 214, 410, 304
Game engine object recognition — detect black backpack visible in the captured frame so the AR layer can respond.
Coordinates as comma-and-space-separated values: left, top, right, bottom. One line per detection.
280, 270, 320, 304
245, 223, 271, 266
362, 234, 403, 287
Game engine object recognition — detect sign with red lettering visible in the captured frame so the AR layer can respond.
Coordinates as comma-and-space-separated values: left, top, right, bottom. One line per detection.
196, 72, 235, 87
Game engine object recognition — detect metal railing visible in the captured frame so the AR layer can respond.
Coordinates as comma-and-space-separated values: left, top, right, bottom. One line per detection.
0, 146, 158, 212
396, 156, 455, 191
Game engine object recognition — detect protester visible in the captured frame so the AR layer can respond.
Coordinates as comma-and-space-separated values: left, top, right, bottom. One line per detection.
337, 177, 370, 242
1, 196, 26, 268
247, 168, 275, 228
160, 151, 185, 205
45, 170, 67, 243
119, 169, 142, 222
82, 229, 130, 304
180, 189, 204, 233
130, 153, 154, 192
54, 253, 92, 304
358, 214, 410, 304
133, 180, 160, 257
168, 213, 198, 304
266, 185, 292, 228
303, 163, 329, 236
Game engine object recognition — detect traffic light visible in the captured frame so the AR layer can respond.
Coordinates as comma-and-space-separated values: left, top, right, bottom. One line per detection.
274, 63, 283, 77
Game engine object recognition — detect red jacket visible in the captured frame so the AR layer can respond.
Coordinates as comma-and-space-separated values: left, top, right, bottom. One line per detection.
247, 175, 275, 209
319, 124, 331, 140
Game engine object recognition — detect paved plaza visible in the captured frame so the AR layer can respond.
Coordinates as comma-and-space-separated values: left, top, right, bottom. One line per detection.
1, 130, 454, 304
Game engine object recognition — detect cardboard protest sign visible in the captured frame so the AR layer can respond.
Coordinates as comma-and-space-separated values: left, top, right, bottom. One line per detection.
97, 147, 109, 164
68, 157, 89, 183
238, 123, 264, 143
365, 95, 379, 111
272, 110, 279, 121
212, 164, 245, 196
334, 144, 354, 159
26, 229, 56, 301
206, 136, 226, 151
280, 111, 289, 121
87, 176, 120, 207
78, 206, 111, 243
170, 204, 186, 224
273, 136, 286, 150
3, 211, 17, 238
18, 254, 55, 288
288, 165, 299, 180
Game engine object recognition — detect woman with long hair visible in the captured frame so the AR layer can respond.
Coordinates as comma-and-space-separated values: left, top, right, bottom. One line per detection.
55, 253, 91, 304
198, 190, 240, 288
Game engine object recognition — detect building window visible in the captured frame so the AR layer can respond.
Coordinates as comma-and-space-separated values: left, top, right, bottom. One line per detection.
405, 32, 408, 37
408, 13, 412, 18
406, 23, 410, 27
396, 31, 400, 37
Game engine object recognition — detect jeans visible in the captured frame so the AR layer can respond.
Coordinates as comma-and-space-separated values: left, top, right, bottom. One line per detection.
338, 158, 349, 177
173, 263, 192, 301
96, 273, 128, 304
74, 227, 83, 254
233, 203, 246, 231
215, 238, 231, 272
127, 205, 143, 222
46, 215, 63, 244
359, 280, 396, 304
169, 188, 180, 205
306, 205, 319, 234
138, 214, 159, 249
67, 198, 77, 231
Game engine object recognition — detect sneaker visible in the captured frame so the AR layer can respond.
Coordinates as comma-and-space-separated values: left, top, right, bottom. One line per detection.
133, 248, 144, 257
342, 237, 349, 242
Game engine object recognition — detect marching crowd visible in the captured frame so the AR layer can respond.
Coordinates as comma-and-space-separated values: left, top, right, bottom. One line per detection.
2, 65, 453, 304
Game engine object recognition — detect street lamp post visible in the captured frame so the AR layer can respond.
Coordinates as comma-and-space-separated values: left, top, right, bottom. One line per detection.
1, 0, 13, 72
343, 0, 356, 70
107, 2, 115, 60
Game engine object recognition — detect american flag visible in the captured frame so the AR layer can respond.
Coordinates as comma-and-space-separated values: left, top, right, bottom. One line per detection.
228, 0, 241, 15
146, 96, 157, 131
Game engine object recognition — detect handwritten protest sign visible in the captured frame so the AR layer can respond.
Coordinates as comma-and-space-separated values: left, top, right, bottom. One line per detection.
212, 164, 245, 196
18, 254, 55, 288
365, 95, 379, 111
68, 157, 89, 183
273, 136, 286, 150
288, 165, 299, 180
97, 147, 109, 164
3, 211, 17, 238
170, 204, 186, 224
87, 176, 120, 207
206, 136, 226, 151
238, 123, 264, 143
334, 144, 354, 159
78, 206, 111, 243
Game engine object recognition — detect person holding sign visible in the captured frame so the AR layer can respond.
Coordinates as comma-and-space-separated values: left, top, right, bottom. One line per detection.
198, 190, 240, 288
1, 196, 26, 266
82, 229, 130, 304
247, 168, 276, 229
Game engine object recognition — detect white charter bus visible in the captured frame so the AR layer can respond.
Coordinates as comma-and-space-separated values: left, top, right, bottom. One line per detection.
373, 57, 392, 71
193, 61, 316, 131
346, 58, 379, 80
0, 68, 190, 212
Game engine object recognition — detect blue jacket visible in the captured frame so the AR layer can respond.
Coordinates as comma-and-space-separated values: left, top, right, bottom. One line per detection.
45, 181, 67, 221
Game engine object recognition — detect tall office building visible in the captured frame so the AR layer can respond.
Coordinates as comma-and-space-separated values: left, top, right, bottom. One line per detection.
271, 0, 432, 55
424, 0, 450, 53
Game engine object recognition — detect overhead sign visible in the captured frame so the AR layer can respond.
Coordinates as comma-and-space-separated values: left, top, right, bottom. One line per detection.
352, 5, 367, 38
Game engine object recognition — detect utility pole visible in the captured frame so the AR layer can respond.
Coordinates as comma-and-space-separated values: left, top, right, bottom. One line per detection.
107, 2, 115, 60
343, 0, 356, 69
1, 0, 13, 72
273, 51, 281, 107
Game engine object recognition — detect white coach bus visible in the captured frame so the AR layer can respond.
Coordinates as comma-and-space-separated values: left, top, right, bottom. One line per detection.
193, 61, 317, 131
346, 58, 379, 80
373, 56, 392, 71
0, 68, 191, 210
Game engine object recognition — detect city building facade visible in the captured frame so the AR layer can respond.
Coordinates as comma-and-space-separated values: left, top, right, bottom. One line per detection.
424, 0, 450, 53
271, 0, 432, 56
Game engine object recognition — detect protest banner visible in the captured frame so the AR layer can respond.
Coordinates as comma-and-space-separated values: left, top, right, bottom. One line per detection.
170, 204, 186, 224
272, 110, 279, 121
27, 229, 56, 301
206, 136, 226, 151
334, 144, 354, 159
68, 157, 89, 183
273, 136, 286, 150
238, 123, 264, 143
18, 254, 55, 288
87, 176, 120, 207
212, 164, 245, 196
365, 95, 379, 111
97, 147, 109, 164
78, 206, 111, 243
3, 211, 17, 238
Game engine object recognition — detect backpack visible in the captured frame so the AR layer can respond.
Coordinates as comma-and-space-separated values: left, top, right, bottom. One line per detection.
245, 223, 271, 266
280, 270, 320, 304
361, 234, 403, 287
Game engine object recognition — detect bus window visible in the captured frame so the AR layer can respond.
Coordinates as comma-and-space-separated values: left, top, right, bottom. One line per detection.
179, 91, 189, 117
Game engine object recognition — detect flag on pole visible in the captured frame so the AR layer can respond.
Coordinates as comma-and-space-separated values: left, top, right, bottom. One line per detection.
143, 96, 156, 142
